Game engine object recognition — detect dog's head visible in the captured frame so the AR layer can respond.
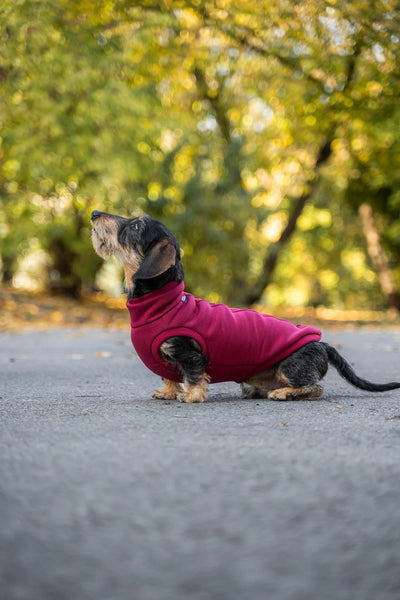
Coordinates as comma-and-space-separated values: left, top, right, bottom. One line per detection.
91, 210, 183, 297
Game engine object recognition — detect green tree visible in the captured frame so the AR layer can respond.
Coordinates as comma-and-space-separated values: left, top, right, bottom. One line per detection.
1, 0, 399, 309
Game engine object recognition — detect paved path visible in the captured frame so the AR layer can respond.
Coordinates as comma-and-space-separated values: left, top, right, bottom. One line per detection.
1, 327, 400, 600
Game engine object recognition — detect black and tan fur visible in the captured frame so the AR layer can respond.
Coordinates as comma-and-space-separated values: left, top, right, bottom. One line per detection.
91, 210, 400, 403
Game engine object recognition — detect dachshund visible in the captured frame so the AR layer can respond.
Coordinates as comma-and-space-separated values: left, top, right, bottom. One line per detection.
91, 210, 400, 403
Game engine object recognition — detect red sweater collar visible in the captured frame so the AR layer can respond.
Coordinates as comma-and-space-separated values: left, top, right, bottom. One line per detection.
126, 281, 185, 327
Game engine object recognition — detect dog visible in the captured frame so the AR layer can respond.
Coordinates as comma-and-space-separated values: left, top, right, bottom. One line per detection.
91, 210, 400, 403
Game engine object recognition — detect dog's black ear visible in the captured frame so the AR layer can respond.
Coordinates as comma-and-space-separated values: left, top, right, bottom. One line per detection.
134, 238, 176, 280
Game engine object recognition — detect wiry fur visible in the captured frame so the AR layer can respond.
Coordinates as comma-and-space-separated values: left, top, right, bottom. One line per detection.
91, 210, 400, 403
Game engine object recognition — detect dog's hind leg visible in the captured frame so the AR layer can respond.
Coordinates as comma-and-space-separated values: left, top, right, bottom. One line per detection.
245, 342, 329, 401
267, 383, 324, 401
241, 367, 279, 399
268, 342, 329, 401
241, 382, 265, 399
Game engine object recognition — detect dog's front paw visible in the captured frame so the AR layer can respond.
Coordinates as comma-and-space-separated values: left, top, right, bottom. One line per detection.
177, 376, 210, 403
152, 379, 183, 400
152, 388, 170, 400
177, 388, 207, 403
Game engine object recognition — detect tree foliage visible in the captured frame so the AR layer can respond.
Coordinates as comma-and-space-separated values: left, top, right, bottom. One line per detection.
1, 0, 399, 307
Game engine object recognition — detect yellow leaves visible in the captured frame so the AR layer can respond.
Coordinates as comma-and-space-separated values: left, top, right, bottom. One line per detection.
74, 195, 86, 210
164, 186, 183, 202
104, 297, 125, 309
213, 9, 229, 20
351, 136, 366, 152
319, 270, 339, 290
0, 287, 130, 332
160, 128, 182, 153
174, 8, 202, 29
227, 108, 241, 125
60, 0, 116, 26
351, 135, 370, 162
206, 291, 222, 303
162, 202, 186, 217
242, 169, 258, 192
341, 249, 376, 283
305, 115, 317, 127
242, 114, 253, 129
12, 91, 23, 105
234, 10, 259, 29
251, 193, 267, 208
191, 100, 203, 113
268, 281, 309, 307
173, 147, 195, 184
182, 57, 194, 71
262, 212, 286, 243
137, 141, 151, 154
50, 311, 63, 323
298, 207, 332, 231
179, 30, 196, 45
63, 157, 73, 167
148, 182, 161, 201
3, 159, 20, 177
366, 81, 383, 97
331, 139, 349, 163
358, 151, 370, 163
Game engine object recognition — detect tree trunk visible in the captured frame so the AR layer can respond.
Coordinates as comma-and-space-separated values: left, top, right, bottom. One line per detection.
245, 139, 333, 305
1, 252, 17, 285
359, 203, 400, 311
47, 205, 85, 298
240, 36, 362, 306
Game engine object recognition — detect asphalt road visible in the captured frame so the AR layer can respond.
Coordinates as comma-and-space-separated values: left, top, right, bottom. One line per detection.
1, 327, 400, 600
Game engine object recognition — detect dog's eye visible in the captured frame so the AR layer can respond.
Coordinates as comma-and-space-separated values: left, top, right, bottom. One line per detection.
132, 220, 140, 230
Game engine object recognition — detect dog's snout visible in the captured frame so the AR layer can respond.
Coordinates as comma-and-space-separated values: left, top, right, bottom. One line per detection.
91, 210, 103, 221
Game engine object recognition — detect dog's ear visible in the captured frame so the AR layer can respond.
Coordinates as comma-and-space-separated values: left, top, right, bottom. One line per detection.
134, 237, 176, 280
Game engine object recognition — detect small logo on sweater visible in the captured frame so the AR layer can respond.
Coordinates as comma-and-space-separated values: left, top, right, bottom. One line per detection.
181, 295, 187, 303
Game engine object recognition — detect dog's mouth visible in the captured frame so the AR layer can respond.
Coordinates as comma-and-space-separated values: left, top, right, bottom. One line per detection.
91, 224, 113, 259
91, 224, 107, 239
91, 225, 100, 238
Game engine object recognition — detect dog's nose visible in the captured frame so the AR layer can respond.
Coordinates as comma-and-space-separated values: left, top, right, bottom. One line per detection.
91, 210, 102, 221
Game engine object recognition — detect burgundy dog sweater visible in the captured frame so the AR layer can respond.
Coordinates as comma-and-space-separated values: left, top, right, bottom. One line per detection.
127, 281, 321, 384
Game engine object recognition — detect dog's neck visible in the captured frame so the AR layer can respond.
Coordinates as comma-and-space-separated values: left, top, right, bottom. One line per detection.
128, 264, 184, 300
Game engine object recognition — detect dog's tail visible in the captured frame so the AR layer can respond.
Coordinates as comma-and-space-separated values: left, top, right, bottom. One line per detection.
322, 342, 400, 392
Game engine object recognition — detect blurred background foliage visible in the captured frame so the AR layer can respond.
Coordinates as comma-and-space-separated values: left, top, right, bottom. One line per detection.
1, 0, 400, 311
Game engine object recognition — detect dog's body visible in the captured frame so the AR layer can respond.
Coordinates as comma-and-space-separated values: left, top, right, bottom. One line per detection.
127, 280, 322, 384
91, 211, 400, 403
